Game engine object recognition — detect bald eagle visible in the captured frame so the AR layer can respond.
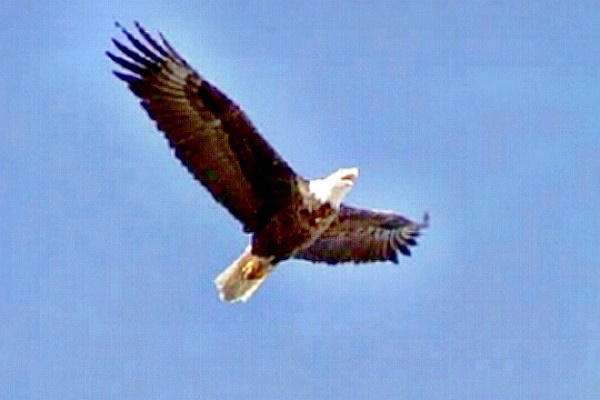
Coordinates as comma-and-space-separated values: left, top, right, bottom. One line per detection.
107, 23, 429, 302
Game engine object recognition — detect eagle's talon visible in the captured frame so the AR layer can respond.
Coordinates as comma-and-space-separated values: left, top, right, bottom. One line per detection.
241, 259, 266, 280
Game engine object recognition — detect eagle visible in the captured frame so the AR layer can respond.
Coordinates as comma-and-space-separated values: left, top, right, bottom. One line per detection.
107, 23, 429, 302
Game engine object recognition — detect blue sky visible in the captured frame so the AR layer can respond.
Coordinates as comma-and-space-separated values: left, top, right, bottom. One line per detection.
2, 1, 599, 399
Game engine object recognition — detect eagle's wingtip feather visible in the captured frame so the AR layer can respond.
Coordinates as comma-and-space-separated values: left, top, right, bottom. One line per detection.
112, 70, 139, 84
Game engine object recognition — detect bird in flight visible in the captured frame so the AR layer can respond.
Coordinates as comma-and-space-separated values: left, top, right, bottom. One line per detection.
107, 22, 429, 302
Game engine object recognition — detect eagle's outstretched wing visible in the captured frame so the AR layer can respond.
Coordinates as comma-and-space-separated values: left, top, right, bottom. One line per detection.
295, 205, 429, 264
107, 22, 297, 233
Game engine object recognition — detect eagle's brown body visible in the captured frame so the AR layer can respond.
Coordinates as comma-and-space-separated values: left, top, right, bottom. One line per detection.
252, 178, 337, 262
216, 178, 338, 301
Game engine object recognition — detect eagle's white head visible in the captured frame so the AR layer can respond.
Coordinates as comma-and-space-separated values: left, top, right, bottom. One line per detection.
308, 167, 359, 209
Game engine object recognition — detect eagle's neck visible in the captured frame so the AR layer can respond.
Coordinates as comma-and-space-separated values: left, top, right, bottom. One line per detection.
308, 167, 358, 209
308, 179, 342, 209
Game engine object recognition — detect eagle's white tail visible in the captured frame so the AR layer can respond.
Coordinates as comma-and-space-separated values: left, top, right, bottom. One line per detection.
214, 246, 273, 303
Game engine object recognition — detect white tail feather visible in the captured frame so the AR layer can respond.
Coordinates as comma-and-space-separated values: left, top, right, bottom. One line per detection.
214, 246, 273, 303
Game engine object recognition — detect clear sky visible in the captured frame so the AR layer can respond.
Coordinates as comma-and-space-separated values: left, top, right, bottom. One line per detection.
2, 1, 599, 399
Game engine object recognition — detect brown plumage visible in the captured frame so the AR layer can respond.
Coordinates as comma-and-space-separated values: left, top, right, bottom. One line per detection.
108, 23, 429, 302
107, 22, 296, 234
295, 206, 429, 264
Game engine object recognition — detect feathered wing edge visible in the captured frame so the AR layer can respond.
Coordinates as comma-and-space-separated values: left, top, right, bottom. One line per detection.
107, 22, 297, 233
294, 205, 429, 265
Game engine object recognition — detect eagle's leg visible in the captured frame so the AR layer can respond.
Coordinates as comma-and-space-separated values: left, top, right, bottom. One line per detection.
214, 245, 273, 302
241, 258, 269, 280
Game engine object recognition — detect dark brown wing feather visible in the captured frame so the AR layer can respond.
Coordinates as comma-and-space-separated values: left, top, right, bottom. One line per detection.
295, 205, 429, 264
107, 22, 297, 232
